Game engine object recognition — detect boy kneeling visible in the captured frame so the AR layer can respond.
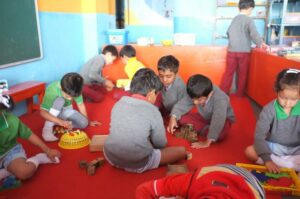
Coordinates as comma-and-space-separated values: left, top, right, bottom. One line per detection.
104, 68, 187, 173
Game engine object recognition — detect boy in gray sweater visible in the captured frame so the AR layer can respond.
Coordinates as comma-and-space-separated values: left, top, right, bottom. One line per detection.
104, 68, 187, 173
245, 69, 300, 173
155, 55, 188, 117
220, 0, 267, 97
168, 74, 235, 149
80, 45, 118, 102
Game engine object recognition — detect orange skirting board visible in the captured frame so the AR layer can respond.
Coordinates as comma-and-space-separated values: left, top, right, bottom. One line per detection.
247, 49, 300, 106
103, 45, 227, 85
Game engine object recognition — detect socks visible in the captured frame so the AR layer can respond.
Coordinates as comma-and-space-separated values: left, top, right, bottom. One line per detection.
26, 153, 60, 168
0, 169, 11, 181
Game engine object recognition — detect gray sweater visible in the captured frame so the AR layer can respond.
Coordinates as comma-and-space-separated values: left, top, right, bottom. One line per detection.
80, 54, 106, 84
171, 86, 235, 140
227, 14, 263, 53
104, 96, 167, 169
162, 76, 188, 112
254, 100, 300, 162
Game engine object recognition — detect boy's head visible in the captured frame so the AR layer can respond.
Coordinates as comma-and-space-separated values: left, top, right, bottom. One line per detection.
157, 55, 179, 87
275, 68, 300, 110
60, 72, 83, 99
187, 74, 213, 106
239, 0, 254, 15
130, 68, 163, 104
102, 45, 118, 65
119, 45, 136, 64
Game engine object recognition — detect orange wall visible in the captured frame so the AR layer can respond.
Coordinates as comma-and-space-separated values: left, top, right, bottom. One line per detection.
103, 45, 227, 85
37, 0, 115, 14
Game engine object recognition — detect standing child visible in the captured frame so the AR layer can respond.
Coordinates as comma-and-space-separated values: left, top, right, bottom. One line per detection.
136, 164, 265, 199
40, 72, 100, 142
104, 68, 187, 173
116, 45, 145, 90
0, 94, 60, 181
168, 74, 235, 148
155, 55, 188, 117
80, 45, 118, 102
220, 0, 267, 97
245, 68, 300, 173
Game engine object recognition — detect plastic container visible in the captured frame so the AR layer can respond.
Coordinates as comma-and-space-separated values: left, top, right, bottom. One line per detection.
106, 29, 129, 45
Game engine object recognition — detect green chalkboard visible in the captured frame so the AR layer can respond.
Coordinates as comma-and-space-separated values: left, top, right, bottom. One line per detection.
0, 0, 42, 68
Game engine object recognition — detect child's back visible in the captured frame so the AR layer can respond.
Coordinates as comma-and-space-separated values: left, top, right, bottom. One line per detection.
227, 14, 262, 53
104, 95, 166, 169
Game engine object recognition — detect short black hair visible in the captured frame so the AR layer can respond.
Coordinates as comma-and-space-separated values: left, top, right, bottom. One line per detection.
275, 68, 300, 92
157, 55, 179, 73
102, 45, 118, 57
0, 94, 14, 111
239, 0, 255, 10
130, 68, 163, 96
119, 45, 136, 58
61, 72, 83, 97
187, 74, 213, 98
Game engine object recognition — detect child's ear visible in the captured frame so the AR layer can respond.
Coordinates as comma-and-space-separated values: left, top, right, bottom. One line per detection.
146, 90, 157, 103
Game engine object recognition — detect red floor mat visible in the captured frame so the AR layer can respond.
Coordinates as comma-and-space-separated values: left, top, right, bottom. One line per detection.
0, 93, 282, 199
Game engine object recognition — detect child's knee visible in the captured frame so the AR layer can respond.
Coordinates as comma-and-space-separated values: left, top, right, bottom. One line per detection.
77, 117, 88, 128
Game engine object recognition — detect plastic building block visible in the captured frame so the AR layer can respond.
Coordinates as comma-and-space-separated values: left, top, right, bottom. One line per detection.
236, 163, 300, 196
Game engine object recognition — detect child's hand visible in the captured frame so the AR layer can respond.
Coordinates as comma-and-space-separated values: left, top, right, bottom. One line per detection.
60, 120, 72, 129
191, 139, 212, 149
167, 116, 178, 134
89, 120, 102, 126
104, 80, 115, 91
46, 148, 61, 163
265, 161, 280, 173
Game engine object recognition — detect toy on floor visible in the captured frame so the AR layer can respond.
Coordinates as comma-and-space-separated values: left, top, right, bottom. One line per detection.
58, 130, 90, 150
0, 175, 21, 191
167, 164, 189, 176
89, 135, 108, 152
174, 124, 198, 143
236, 163, 300, 196
79, 157, 105, 176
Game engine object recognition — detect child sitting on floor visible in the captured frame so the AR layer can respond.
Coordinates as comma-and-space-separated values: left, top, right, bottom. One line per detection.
155, 55, 188, 118
40, 72, 100, 142
0, 94, 60, 181
116, 45, 145, 90
245, 68, 300, 173
136, 164, 265, 199
168, 74, 235, 148
80, 45, 118, 102
104, 68, 187, 173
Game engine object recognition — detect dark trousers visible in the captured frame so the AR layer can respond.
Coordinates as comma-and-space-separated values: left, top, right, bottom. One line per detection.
82, 84, 106, 102
179, 111, 232, 141
220, 52, 250, 97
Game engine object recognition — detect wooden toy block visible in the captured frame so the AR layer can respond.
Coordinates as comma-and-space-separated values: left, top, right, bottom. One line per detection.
79, 157, 105, 176
89, 135, 108, 152
174, 124, 198, 143
167, 164, 189, 176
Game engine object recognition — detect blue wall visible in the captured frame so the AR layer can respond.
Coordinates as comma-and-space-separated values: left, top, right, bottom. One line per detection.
0, 11, 114, 115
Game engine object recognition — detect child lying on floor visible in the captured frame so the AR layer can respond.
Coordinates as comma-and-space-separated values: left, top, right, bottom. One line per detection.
245, 68, 300, 173
136, 164, 265, 199
0, 94, 60, 181
168, 74, 235, 148
104, 68, 187, 173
